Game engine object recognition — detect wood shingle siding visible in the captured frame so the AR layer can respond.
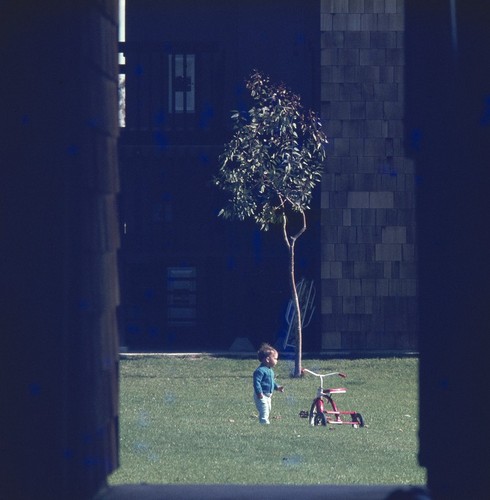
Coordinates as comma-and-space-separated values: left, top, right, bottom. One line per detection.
320, 0, 417, 350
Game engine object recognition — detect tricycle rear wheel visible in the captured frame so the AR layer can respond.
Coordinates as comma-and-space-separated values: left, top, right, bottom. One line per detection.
355, 412, 365, 427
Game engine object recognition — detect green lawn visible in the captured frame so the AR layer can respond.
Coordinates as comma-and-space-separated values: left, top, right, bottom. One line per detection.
109, 355, 426, 486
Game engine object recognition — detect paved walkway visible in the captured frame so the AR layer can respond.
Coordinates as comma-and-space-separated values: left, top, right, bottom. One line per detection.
97, 484, 430, 500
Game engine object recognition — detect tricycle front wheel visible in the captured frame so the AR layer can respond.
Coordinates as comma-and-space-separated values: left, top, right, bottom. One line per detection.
309, 402, 327, 426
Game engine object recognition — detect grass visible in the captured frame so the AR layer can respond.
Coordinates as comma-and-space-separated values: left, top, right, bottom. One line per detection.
109, 355, 426, 486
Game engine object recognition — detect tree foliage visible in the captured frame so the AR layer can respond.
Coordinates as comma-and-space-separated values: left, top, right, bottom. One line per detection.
214, 70, 328, 376
215, 70, 328, 230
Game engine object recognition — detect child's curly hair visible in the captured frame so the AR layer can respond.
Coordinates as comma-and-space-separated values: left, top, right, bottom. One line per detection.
257, 343, 277, 362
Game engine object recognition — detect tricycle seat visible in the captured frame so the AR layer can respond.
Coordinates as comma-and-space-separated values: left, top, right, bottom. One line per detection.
323, 388, 346, 395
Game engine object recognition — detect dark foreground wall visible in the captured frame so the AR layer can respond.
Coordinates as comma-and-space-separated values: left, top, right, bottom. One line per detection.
406, 2, 490, 498
1, 2, 120, 498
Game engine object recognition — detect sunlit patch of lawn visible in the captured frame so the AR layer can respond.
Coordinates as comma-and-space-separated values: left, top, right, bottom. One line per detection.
109, 356, 426, 486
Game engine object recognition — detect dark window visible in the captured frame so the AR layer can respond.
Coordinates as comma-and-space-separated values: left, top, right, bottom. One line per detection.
167, 267, 197, 327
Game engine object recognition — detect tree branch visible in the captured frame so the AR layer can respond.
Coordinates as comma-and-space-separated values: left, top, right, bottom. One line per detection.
290, 208, 307, 242
282, 212, 290, 249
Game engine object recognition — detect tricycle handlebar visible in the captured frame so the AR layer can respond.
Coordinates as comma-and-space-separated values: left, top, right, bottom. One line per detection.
302, 368, 347, 378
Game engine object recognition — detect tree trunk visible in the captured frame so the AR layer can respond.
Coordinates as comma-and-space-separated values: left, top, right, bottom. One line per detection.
289, 239, 303, 377
281, 209, 306, 378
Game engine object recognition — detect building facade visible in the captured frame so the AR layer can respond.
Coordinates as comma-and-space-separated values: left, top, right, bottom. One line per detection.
119, 0, 322, 351
119, 0, 417, 352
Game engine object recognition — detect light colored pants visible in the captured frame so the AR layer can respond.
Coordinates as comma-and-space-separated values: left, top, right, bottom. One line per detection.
254, 393, 272, 424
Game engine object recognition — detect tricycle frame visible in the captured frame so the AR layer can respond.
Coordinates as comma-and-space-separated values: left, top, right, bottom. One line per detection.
301, 368, 364, 428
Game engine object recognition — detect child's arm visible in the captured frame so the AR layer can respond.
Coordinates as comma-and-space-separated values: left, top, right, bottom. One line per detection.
274, 379, 284, 393
253, 369, 265, 398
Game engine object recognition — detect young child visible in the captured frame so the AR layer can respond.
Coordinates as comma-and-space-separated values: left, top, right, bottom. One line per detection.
253, 343, 284, 424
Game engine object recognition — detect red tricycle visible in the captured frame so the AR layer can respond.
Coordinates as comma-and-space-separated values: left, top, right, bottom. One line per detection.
299, 368, 365, 428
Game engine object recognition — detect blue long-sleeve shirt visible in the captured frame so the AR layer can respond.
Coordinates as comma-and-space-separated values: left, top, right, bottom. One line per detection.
253, 364, 279, 396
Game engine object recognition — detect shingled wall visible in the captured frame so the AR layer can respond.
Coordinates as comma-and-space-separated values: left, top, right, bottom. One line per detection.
319, 0, 417, 350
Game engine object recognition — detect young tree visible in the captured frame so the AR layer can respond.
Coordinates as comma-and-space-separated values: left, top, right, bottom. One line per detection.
214, 71, 328, 377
